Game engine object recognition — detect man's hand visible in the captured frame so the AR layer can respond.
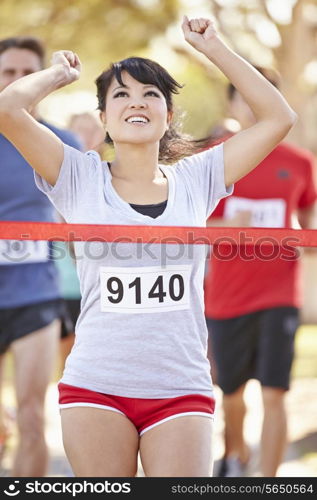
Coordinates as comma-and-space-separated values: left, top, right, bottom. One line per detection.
229, 210, 253, 227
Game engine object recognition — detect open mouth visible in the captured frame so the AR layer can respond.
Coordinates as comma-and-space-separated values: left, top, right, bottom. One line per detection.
125, 115, 150, 124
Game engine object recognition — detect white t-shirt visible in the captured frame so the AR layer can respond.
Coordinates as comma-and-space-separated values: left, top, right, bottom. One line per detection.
35, 143, 233, 398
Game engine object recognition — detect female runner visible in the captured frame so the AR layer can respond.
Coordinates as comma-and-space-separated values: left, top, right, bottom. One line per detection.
0, 16, 296, 477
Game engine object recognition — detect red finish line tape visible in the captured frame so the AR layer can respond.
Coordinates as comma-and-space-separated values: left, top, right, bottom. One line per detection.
0, 221, 317, 246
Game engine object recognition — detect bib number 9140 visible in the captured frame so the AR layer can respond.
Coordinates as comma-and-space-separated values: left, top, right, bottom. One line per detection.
100, 265, 191, 313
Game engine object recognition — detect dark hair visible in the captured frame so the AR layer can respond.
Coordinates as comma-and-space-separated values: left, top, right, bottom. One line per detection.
95, 56, 210, 163
0, 36, 45, 68
228, 65, 280, 100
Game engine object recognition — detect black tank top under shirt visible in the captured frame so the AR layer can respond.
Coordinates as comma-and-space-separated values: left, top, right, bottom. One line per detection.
130, 200, 167, 218
108, 163, 167, 218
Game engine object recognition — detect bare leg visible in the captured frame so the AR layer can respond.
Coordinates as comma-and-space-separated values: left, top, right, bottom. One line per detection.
0, 354, 11, 463
61, 407, 139, 476
11, 319, 60, 476
222, 383, 249, 463
58, 332, 75, 376
0, 355, 7, 436
261, 386, 287, 477
140, 416, 213, 477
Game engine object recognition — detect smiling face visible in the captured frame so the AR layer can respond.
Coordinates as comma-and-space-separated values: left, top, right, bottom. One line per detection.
101, 71, 172, 146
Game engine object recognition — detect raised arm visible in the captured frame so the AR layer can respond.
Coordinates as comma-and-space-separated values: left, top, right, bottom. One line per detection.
0, 51, 81, 186
182, 16, 297, 187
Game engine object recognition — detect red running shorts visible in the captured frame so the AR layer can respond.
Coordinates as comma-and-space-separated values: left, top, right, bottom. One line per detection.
58, 382, 215, 436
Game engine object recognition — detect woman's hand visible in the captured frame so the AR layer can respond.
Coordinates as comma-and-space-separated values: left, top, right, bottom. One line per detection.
51, 50, 82, 87
181, 15, 219, 54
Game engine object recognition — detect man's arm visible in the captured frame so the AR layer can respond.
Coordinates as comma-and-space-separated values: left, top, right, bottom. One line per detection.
297, 202, 317, 255
297, 203, 317, 230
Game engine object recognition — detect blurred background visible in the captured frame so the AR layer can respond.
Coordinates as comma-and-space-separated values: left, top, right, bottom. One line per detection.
1, 0, 317, 477
2, 0, 317, 149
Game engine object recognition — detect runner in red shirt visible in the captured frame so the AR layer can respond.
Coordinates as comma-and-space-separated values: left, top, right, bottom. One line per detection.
205, 68, 317, 477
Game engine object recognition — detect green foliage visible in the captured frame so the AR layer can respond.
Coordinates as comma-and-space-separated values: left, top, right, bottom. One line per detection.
172, 62, 228, 138
2, 0, 314, 143
0, 0, 180, 87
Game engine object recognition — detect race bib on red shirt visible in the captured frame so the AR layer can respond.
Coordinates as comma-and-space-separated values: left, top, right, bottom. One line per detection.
224, 197, 286, 227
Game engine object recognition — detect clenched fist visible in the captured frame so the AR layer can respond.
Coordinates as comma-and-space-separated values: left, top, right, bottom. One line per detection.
51, 50, 82, 86
182, 15, 219, 54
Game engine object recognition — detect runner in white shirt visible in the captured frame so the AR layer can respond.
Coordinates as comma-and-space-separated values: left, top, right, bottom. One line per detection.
0, 16, 296, 477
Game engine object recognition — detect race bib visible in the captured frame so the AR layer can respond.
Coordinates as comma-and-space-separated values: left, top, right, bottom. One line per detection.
224, 197, 286, 227
100, 265, 191, 314
0, 240, 49, 265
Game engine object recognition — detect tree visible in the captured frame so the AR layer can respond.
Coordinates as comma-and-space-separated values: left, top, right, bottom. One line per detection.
0, 0, 180, 87
172, 0, 317, 149
2, 0, 317, 148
